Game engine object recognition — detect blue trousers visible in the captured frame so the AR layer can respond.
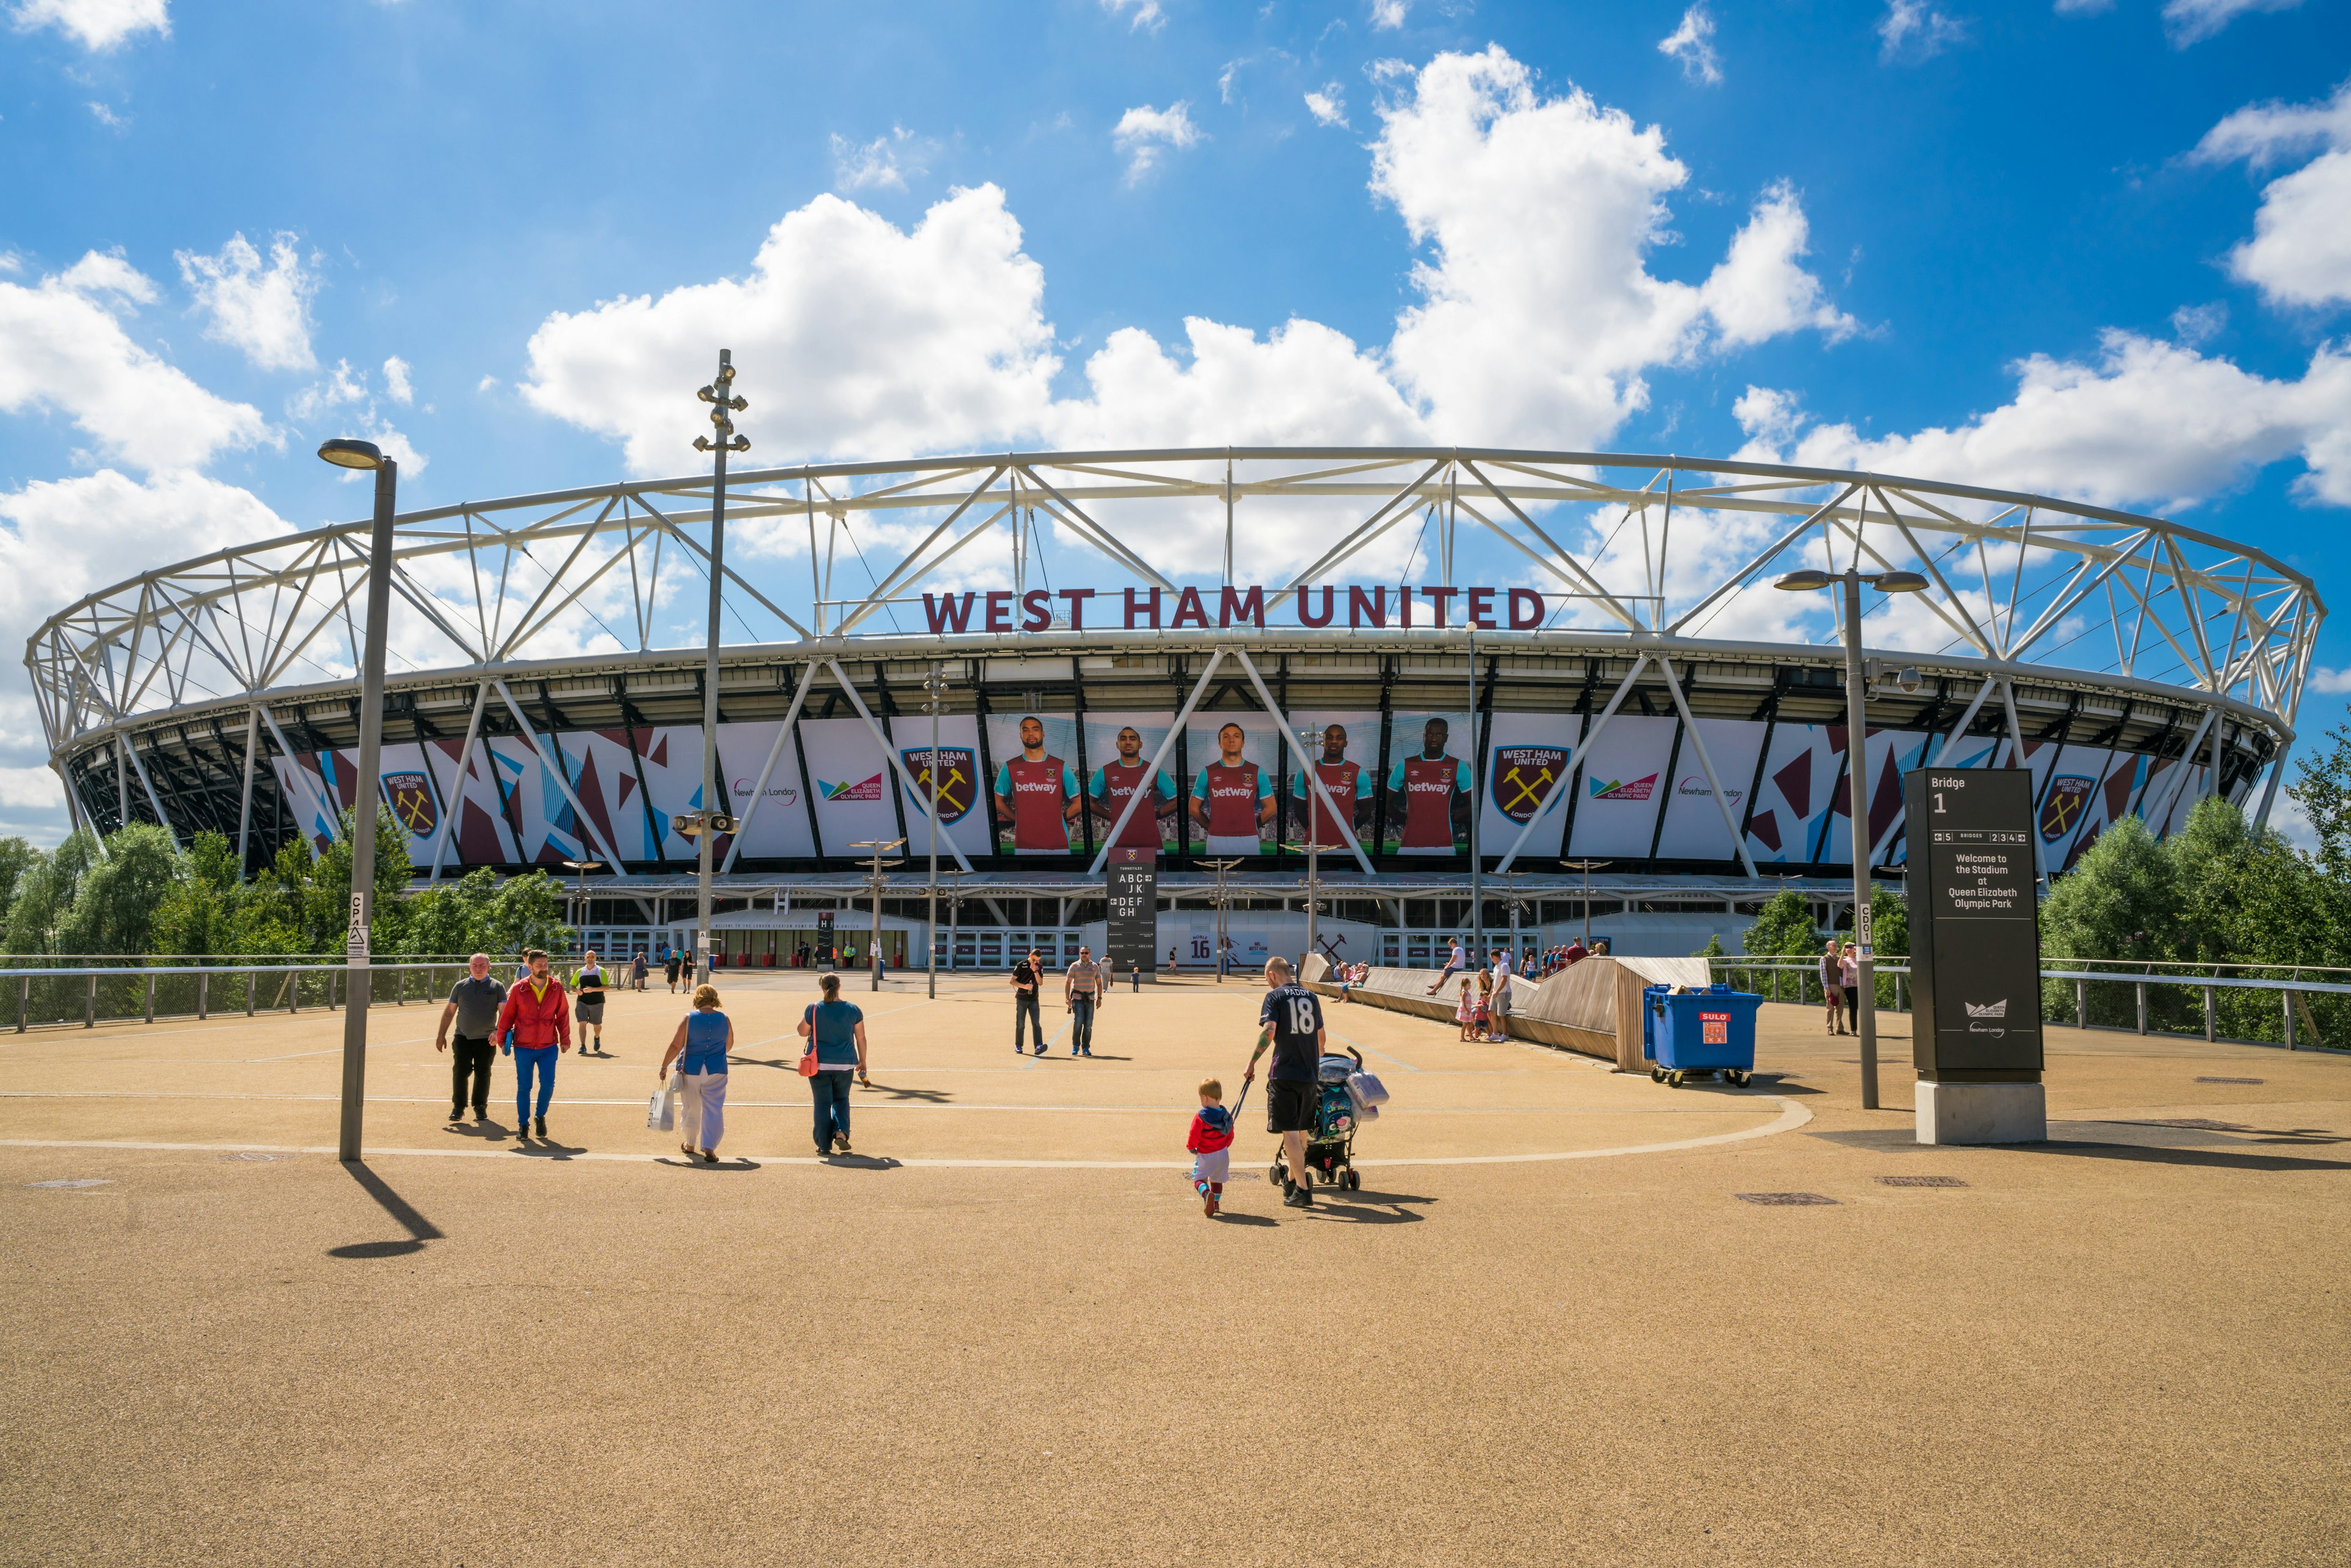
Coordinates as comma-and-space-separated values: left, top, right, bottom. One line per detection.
1069, 996, 1096, 1055
810, 1070, 852, 1152
514, 1046, 557, 1122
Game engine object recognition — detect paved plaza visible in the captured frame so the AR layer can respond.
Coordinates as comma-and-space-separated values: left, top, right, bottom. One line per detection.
2, 973, 2346, 1564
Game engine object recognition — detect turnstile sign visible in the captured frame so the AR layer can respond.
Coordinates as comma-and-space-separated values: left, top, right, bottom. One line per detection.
816, 910, 835, 965
1106, 846, 1157, 973
1903, 767, 2043, 1079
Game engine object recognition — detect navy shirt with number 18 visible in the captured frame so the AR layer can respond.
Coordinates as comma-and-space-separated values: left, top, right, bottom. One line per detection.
1259, 983, 1324, 1082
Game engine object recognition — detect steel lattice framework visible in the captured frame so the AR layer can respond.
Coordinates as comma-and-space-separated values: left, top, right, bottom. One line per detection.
28, 448, 2321, 884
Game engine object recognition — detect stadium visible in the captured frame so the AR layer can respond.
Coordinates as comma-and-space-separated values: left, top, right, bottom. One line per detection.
28, 447, 2320, 973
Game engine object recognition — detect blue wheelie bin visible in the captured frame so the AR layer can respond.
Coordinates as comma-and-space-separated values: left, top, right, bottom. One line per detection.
1642, 983, 1761, 1087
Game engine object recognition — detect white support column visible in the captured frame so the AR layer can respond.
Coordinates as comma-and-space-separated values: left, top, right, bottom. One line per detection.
257, 706, 343, 844
1998, 678, 2047, 882
2146, 706, 2219, 833
721, 661, 823, 873
424, 683, 491, 884
234, 705, 260, 874
1228, 647, 1378, 879
1087, 648, 1227, 876
2254, 738, 2292, 830
1655, 657, 1759, 879
820, 659, 975, 875
1494, 655, 1650, 874
1929, 677, 2001, 766
118, 733, 181, 849
492, 681, 630, 873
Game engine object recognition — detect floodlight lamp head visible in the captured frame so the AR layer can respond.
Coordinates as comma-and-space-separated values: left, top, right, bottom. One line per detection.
727, 396, 748, 412
729, 435, 749, 452
697, 385, 717, 403
1870, 570, 1929, 594
694, 436, 713, 452
317, 438, 384, 471
717, 362, 736, 382
1772, 569, 1832, 592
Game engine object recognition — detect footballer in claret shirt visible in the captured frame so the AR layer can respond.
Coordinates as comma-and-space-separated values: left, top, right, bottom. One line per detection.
992, 715, 1081, 855
1387, 716, 1472, 855
1192, 721, 1275, 856
1087, 724, 1178, 850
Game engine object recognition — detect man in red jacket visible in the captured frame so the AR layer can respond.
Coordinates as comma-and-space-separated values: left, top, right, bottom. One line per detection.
495, 948, 572, 1141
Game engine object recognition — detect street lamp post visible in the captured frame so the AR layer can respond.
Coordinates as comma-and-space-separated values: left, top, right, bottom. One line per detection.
849, 839, 906, 991
316, 438, 396, 1165
561, 859, 601, 952
922, 664, 947, 1000
1774, 563, 1929, 1111
691, 350, 749, 1002
1561, 859, 1607, 950
939, 866, 970, 975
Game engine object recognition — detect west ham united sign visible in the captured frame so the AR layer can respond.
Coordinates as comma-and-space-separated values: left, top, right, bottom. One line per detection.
1489, 745, 1567, 823
382, 771, 436, 836
902, 746, 978, 824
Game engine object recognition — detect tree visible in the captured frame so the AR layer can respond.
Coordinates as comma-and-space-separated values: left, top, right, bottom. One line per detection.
2040, 812, 2184, 1028
481, 871, 572, 958
2289, 718, 2351, 885
0, 836, 39, 915
150, 831, 242, 958
1741, 888, 1820, 958
56, 825, 181, 956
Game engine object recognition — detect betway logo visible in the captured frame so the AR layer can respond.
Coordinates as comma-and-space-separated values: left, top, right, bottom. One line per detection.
1588, 772, 1657, 802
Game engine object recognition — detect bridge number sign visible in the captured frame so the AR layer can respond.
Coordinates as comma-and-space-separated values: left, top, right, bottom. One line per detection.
1902, 768, 2042, 1079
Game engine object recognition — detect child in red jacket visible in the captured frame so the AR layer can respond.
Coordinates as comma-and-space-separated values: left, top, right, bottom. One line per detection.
1187, 1077, 1235, 1219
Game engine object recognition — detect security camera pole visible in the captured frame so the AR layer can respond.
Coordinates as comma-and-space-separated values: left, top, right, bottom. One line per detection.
690, 351, 749, 988
315, 437, 396, 1164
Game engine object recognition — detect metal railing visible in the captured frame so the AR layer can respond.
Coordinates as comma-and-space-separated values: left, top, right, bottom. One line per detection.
1, 961, 483, 1033
1705, 957, 2348, 1051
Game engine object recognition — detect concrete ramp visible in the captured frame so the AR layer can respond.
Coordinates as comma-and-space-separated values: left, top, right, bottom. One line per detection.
1318, 956, 1712, 1068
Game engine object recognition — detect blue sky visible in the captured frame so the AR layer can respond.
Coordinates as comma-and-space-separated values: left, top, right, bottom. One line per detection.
2, 0, 2347, 843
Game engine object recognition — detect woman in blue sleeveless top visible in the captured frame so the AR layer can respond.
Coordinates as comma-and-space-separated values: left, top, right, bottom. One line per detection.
796, 972, 868, 1157
657, 984, 733, 1163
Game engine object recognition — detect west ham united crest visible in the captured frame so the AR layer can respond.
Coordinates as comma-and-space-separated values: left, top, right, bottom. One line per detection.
2040, 775, 2094, 842
383, 771, 437, 835
903, 747, 977, 824
1490, 745, 1568, 823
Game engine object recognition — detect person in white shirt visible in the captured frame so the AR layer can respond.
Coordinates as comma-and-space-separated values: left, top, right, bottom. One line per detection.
1424, 936, 1468, 996
1487, 947, 1514, 1041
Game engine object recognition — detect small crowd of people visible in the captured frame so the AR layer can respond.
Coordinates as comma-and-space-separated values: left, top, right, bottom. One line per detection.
434, 944, 875, 1166
1009, 943, 1112, 1055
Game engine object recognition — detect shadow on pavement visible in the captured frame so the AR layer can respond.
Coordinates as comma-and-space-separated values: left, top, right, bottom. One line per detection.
653, 1157, 763, 1171
330, 1161, 443, 1259
818, 1153, 903, 1171
1810, 1123, 2351, 1172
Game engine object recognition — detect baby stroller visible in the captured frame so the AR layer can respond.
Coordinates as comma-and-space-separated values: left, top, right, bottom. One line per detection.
1269, 1045, 1389, 1193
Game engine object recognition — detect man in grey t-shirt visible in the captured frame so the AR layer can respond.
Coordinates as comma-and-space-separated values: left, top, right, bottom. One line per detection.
435, 952, 508, 1125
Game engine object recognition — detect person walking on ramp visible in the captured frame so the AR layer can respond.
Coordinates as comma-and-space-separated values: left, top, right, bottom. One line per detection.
1187, 1078, 1235, 1218
1011, 947, 1045, 1054
657, 983, 733, 1164
1243, 956, 1326, 1209
434, 952, 506, 1126
797, 972, 869, 1156
495, 948, 572, 1142
1065, 944, 1105, 1058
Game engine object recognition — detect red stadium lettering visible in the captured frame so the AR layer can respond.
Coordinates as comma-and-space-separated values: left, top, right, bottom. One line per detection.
985, 591, 1014, 632
1218, 586, 1266, 628
1123, 587, 1162, 629
923, 593, 976, 634
1466, 587, 1495, 629
1171, 587, 1210, 629
1297, 585, 1335, 628
1348, 585, 1387, 628
1508, 588, 1543, 629
1060, 588, 1095, 629
1021, 589, 1054, 632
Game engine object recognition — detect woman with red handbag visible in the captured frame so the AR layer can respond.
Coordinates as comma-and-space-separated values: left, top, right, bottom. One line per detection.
656, 984, 734, 1164
797, 972, 869, 1157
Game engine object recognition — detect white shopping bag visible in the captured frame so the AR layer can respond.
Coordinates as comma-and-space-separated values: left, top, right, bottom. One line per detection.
647, 1084, 676, 1132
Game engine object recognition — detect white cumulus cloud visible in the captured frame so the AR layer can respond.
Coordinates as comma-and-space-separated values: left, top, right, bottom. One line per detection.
382, 355, 413, 405
1100, 0, 1163, 32
176, 232, 319, 372
522, 186, 1059, 474
12, 0, 167, 50
1305, 86, 1350, 128
830, 127, 934, 192
2162, 0, 2304, 47
0, 253, 267, 471
1658, 6, 1723, 85
1878, 0, 1968, 61
1113, 102, 1202, 183
1742, 331, 2351, 512
0, 468, 288, 773
1371, 0, 1409, 29
1374, 46, 1850, 446
2193, 77, 2351, 309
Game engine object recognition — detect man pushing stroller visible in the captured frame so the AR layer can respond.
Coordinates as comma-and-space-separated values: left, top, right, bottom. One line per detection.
1243, 956, 1325, 1209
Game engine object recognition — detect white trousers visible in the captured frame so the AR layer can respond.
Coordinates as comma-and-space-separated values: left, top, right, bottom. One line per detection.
1191, 1148, 1230, 1187
680, 1071, 728, 1150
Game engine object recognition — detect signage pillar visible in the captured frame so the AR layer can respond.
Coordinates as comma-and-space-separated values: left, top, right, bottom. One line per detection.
1107, 846, 1158, 983
1903, 767, 2047, 1143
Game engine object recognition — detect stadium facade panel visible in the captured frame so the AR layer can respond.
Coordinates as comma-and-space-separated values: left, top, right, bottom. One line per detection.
29, 448, 2317, 901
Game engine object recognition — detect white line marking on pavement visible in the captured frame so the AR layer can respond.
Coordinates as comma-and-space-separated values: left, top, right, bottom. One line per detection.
0, 1096, 1810, 1169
